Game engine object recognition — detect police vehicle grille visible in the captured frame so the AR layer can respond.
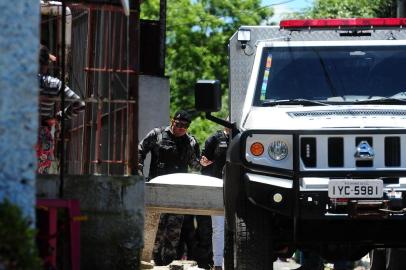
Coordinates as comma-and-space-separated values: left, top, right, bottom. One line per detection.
290, 109, 406, 118
299, 134, 404, 170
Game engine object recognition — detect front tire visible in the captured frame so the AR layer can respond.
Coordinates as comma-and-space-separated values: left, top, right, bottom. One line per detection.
224, 217, 234, 270
235, 198, 274, 270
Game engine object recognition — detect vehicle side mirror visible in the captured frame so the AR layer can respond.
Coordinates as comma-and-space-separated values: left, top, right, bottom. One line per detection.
195, 80, 222, 112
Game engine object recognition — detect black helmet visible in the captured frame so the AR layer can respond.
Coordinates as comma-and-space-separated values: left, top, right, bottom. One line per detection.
173, 110, 192, 123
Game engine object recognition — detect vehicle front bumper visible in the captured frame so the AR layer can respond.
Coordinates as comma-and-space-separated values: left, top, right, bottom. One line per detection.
245, 173, 406, 220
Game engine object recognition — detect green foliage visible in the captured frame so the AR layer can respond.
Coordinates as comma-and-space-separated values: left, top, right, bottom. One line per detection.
293, 0, 397, 19
140, 0, 160, 20
0, 200, 41, 270
141, 0, 273, 145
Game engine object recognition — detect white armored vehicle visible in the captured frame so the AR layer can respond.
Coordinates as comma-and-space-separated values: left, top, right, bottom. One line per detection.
195, 18, 406, 269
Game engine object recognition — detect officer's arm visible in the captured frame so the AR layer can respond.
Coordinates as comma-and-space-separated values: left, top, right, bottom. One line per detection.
138, 129, 157, 166
189, 137, 202, 171
201, 134, 217, 161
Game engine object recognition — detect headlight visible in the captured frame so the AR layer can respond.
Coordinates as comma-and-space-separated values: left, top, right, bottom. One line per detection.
244, 132, 293, 170
268, 140, 288, 161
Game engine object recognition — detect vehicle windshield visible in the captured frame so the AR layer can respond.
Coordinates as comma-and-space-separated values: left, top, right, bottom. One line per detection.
253, 45, 406, 106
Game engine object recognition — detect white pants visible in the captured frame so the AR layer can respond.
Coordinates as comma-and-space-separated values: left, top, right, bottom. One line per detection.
212, 215, 224, 267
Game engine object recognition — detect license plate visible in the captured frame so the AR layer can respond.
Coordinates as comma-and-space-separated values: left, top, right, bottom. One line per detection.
328, 179, 383, 198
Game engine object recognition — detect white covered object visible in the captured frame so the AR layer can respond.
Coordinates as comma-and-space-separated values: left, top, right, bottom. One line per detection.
149, 173, 223, 187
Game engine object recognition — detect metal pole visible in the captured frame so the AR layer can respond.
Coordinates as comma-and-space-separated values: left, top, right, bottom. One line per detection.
159, 0, 167, 76
59, 1, 66, 198
82, 8, 95, 175
127, 5, 140, 175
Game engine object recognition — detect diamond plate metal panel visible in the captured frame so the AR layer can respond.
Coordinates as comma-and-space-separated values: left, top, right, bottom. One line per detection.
229, 27, 281, 126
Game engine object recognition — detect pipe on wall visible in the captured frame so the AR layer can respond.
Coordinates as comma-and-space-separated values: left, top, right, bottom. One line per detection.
40, 1, 72, 51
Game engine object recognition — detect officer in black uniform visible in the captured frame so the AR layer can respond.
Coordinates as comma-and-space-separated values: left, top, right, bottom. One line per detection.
200, 128, 230, 178
197, 127, 230, 270
138, 110, 200, 266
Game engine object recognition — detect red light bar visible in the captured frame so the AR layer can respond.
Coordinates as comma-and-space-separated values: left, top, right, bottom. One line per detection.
280, 18, 406, 29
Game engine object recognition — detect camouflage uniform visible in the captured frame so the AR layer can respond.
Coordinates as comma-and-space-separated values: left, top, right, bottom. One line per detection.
138, 125, 200, 266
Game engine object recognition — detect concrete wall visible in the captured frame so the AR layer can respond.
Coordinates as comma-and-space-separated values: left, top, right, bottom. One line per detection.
0, 1, 39, 219
37, 175, 145, 270
138, 75, 170, 176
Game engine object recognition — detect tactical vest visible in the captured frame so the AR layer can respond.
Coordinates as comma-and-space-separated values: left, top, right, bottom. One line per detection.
151, 127, 197, 178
